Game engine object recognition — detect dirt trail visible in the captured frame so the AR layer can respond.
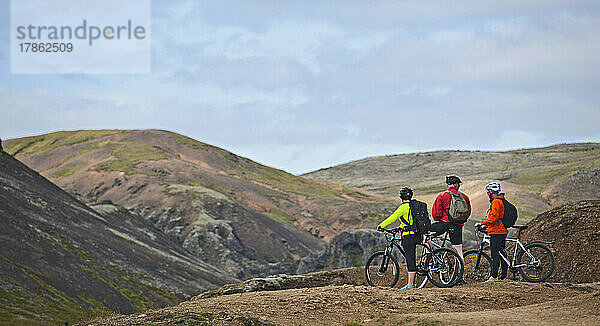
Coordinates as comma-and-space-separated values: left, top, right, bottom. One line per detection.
83, 279, 600, 326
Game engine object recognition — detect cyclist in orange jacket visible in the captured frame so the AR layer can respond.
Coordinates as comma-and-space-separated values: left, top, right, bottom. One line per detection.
476, 181, 509, 282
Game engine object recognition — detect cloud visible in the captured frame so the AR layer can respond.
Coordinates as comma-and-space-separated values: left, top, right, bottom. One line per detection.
1, 0, 600, 174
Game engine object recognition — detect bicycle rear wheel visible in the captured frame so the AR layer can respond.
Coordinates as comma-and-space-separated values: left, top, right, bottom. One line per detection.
426, 248, 463, 288
517, 242, 555, 282
365, 251, 400, 287
463, 249, 492, 284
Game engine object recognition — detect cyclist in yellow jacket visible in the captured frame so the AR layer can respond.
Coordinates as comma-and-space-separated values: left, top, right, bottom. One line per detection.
377, 186, 420, 289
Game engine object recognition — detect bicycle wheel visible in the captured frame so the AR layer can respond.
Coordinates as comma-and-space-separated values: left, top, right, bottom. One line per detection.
414, 247, 429, 288
425, 248, 463, 288
516, 242, 555, 282
463, 249, 492, 284
365, 251, 400, 287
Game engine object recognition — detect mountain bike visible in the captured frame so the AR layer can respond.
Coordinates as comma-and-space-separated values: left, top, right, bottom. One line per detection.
365, 228, 463, 288
463, 225, 555, 283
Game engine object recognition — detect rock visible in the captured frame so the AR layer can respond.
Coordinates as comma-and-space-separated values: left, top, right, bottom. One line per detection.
297, 229, 383, 274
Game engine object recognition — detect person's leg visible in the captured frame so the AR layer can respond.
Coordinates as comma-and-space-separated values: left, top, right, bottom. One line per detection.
428, 222, 447, 253
402, 234, 418, 287
449, 224, 464, 262
407, 272, 416, 286
499, 233, 509, 280
489, 234, 502, 278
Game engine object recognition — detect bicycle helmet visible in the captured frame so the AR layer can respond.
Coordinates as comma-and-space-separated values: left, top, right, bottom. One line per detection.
485, 181, 501, 193
446, 174, 462, 185
398, 186, 413, 200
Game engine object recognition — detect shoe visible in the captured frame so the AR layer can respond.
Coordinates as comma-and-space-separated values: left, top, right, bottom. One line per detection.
484, 277, 499, 283
400, 285, 416, 289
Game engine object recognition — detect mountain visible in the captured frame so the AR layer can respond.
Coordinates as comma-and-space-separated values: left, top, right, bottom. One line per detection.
0, 149, 237, 325
4, 130, 391, 279
304, 143, 600, 221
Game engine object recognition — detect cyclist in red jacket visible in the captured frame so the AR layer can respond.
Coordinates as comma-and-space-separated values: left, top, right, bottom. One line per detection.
431, 175, 471, 262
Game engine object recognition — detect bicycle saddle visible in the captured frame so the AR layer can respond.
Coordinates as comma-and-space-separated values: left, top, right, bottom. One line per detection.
510, 225, 528, 230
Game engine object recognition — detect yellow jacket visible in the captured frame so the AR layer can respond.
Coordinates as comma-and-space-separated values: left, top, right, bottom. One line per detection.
378, 202, 415, 235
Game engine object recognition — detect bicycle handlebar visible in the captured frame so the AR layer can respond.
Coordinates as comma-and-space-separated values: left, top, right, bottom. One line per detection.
379, 227, 402, 235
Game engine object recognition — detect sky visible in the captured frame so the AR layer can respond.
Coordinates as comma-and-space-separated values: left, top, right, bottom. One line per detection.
1, 0, 599, 174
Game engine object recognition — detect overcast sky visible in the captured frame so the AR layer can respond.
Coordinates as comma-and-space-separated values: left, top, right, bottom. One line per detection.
1, 0, 599, 174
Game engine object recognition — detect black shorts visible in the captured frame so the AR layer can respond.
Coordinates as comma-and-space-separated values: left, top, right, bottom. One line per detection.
430, 221, 463, 245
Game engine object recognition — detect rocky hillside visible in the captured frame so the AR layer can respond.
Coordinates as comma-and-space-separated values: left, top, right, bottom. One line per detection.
523, 200, 600, 283
296, 229, 382, 274
305, 143, 600, 221
4, 130, 392, 279
0, 150, 237, 325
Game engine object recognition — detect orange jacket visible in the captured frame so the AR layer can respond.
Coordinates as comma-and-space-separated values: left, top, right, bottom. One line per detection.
481, 194, 508, 235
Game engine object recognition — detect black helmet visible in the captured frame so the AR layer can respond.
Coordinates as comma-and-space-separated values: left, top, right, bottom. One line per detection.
398, 186, 413, 200
446, 174, 462, 185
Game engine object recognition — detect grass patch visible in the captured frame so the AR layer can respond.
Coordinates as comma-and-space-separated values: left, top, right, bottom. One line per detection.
268, 207, 293, 224
98, 140, 166, 175
171, 133, 212, 150
78, 138, 113, 155
219, 152, 346, 200
5, 130, 125, 156
47, 232, 89, 261
80, 265, 150, 311
510, 168, 574, 185
53, 164, 83, 179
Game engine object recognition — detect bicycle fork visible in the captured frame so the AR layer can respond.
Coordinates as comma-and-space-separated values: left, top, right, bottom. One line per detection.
378, 247, 392, 275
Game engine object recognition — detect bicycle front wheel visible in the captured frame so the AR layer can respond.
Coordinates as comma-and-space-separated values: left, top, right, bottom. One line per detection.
426, 248, 463, 288
463, 249, 492, 284
516, 242, 555, 282
365, 251, 400, 287
414, 246, 429, 288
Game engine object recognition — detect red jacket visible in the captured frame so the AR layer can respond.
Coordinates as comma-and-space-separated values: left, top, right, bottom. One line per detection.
481, 194, 508, 235
432, 186, 471, 226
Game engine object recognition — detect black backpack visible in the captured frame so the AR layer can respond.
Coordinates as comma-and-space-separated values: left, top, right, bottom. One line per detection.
400, 200, 431, 235
500, 198, 518, 228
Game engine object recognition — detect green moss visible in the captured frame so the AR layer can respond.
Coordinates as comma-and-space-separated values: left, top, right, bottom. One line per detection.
5, 130, 125, 156
171, 133, 212, 150
108, 266, 179, 304
80, 265, 150, 311
98, 140, 166, 175
323, 210, 329, 221
510, 168, 574, 185
268, 208, 293, 224
341, 186, 372, 200
48, 232, 89, 261
52, 164, 83, 179
78, 138, 113, 155
218, 152, 347, 200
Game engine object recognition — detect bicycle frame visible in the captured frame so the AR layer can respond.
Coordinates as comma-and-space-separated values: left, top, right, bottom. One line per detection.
474, 231, 545, 270
382, 232, 407, 262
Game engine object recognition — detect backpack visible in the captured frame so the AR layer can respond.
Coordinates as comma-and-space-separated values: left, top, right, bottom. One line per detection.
499, 198, 518, 228
400, 200, 431, 235
445, 190, 470, 223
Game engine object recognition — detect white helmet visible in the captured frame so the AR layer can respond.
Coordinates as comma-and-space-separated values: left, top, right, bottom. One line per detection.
485, 182, 501, 193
